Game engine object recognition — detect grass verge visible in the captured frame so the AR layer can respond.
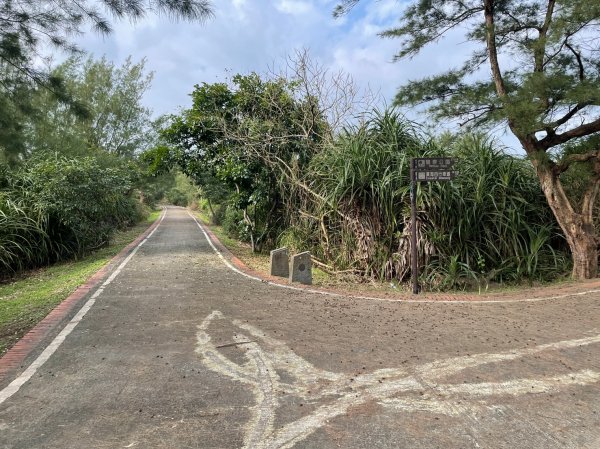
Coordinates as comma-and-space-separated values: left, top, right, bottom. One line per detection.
194, 210, 271, 273
0, 210, 161, 356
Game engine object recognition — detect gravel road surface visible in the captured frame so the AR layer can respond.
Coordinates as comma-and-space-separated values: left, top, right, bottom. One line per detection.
1, 207, 599, 449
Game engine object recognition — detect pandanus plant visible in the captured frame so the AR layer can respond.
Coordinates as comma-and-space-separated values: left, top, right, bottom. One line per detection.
295, 109, 569, 288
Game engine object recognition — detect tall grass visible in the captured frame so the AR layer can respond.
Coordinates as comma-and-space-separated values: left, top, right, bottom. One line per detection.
423, 135, 568, 288
289, 110, 570, 287
305, 109, 423, 278
0, 197, 49, 272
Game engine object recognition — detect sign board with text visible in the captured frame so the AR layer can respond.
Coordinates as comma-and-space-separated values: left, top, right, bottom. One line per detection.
414, 170, 458, 182
409, 157, 459, 295
411, 158, 458, 182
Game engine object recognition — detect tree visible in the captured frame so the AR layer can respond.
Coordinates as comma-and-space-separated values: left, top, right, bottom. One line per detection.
0, 0, 212, 163
0, 0, 212, 79
27, 56, 155, 158
0, 61, 31, 164
336, 0, 600, 279
145, 72, 330, 251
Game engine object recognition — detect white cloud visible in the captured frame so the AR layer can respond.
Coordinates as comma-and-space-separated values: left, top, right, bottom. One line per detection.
231, 0, 249, 19
73, 0, 524, 152
275, 0, 314, 15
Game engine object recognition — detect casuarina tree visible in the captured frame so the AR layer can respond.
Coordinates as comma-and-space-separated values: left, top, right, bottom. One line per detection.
336, 0, 600, 279
0, 0, 213, 162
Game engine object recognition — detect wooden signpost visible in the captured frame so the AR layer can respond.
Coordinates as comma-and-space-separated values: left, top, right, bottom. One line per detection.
410, 158, 458, 295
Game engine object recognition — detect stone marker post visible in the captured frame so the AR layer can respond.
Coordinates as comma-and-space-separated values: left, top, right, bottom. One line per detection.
289, 251, 312, 285
270, 247, 289, 278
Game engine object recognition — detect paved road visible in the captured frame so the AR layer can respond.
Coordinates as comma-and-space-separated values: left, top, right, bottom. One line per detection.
1, 207, 599, 449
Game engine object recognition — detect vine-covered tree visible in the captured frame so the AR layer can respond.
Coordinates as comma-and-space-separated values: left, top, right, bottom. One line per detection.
145, 73, 328, 251
336, 0, 600, 279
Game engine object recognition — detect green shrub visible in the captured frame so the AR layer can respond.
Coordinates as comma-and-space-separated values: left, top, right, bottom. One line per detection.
420, 134, 569, 287
165, 188, 188, 206
210, 204, 226, 225
0, 153, 142, 274
222, 206, 246, 240
0, 196, 49, 272
304, 110, 570, 286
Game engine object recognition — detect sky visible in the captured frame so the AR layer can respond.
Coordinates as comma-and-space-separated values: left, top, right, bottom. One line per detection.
77, 0, 521, 152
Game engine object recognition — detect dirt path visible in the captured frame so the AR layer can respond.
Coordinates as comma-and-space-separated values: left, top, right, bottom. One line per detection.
1, 207, 599, 449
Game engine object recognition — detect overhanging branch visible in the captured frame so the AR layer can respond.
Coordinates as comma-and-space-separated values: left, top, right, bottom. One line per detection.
541, 117, 600, 149
547, 102, 592, 130
553, 149, 600, 175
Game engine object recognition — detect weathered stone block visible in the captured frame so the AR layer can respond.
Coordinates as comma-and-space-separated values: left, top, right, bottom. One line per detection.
270, 247, 289, 278
289, 251, 312, 285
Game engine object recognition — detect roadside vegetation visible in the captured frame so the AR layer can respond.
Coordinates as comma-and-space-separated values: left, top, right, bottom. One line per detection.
0, 55, 201, 277
336, 0, 600, 280
0, 211, 160, 355
1, 0, 211, 277
145, 51, 584, 291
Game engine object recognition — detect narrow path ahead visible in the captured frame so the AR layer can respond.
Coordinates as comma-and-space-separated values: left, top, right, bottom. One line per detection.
1, 207, 599, 449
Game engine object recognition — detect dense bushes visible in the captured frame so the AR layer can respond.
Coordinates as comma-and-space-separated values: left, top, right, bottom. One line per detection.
0, 154, 143, 274
153, 80, 576, 287
422, 135, 568, 287
278, 111, 571, 287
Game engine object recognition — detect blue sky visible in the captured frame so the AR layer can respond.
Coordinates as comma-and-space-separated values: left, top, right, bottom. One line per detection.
78, 0, 521, 151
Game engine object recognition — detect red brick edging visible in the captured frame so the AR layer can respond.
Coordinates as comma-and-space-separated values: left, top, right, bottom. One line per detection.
197, 215, 600, 303
0, 214, 163, 384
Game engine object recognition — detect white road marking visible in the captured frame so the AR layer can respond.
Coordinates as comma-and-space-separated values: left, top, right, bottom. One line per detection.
196, 311, 600, 449
0, 210, 167, 405
187, 211, 600, 304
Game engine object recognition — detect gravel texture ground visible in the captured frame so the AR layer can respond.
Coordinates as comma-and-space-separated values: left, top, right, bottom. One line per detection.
0, 207, 599, 449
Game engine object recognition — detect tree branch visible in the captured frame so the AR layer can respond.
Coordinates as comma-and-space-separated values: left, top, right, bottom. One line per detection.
553, 150, 600, 175
547, 101, 592, 131
564, 41, 585, 81
483, 0, 507, 98
458, 105, 499, 127
541, 117, 600, 149
582, 173, 600, 221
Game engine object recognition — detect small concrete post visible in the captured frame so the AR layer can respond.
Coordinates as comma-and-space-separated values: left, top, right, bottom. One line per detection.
270, 247, 289, 278
289, 251, 312, 285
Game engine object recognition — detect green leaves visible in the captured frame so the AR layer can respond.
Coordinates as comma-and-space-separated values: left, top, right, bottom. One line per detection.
26, 56, 154, 158
301, 109, 568, 285
380, 0, 484, 59
0, 0, 213, 161
0, 153, 142, 274
152, 72, 328, 251
425, 134, 565, 285
340, 0, 600, 144
0, 0, 213, 66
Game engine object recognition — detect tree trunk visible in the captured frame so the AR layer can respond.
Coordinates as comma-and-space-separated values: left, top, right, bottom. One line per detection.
570, 229, 598, 279
206, 198, 216, 224
483, 0, 598, 279
242, 207, 256, 253
534, 160, 598, 279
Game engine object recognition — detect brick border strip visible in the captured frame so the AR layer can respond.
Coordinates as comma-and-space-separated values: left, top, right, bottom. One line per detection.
194, 212, 600, 303
0, 211, 164, 384
194, 213, 479, 301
